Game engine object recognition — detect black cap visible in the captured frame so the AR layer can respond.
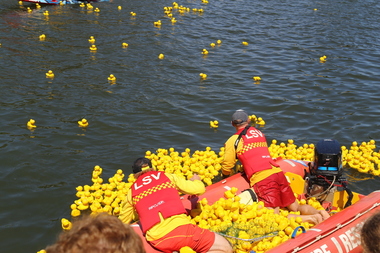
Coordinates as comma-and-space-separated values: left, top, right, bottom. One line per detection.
132, 157, 152, 174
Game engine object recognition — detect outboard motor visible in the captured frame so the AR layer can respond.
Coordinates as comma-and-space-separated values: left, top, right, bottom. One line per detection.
306, 139, 352, 209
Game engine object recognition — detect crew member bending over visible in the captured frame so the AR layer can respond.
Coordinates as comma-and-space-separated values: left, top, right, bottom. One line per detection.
119, 157, 232, 253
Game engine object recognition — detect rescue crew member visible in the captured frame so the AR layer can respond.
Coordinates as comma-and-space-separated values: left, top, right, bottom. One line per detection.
119, 157, 232, 253
221, 109, 330, 224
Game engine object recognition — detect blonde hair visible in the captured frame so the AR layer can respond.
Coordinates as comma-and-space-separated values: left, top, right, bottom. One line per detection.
46, 213, 145, 253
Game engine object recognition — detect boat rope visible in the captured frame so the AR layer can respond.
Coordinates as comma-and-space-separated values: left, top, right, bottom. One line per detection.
213, 231, 278, 242
291, 202, 380, 253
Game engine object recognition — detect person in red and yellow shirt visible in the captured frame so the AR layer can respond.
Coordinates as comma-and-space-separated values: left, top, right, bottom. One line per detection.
221, 110, 329, 224
119, 158, 232, 253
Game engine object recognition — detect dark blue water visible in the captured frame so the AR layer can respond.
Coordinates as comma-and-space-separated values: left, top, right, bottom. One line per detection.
0, 0, 379, 252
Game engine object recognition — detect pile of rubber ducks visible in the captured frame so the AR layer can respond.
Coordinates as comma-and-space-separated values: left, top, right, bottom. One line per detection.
190, 188, 324, 253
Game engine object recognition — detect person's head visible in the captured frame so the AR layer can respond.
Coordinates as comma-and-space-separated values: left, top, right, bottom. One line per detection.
231, 109, 250, 127
132, 157, 153, 178
46, 213, 145, 253
361, 211, 380, 253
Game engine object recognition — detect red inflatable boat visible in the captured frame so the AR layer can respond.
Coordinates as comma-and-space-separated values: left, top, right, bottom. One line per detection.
131, 158, 379, 253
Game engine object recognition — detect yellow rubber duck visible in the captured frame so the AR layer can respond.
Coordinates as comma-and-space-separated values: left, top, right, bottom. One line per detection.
27, 7, 32, 13
242, 41, 249, 46
79, 2, 85, 7
46, 70, 55, 79
71, 209, 80, 217
198, 8, 204, 13
94, 7, 100, 13
130, 11, 136, 16
36, 3, 41, 8
90, 45, 97, 51
320, 55, 327, 62
210, 42, 216, 47
59, 1, 64, 5
86, 3, 93, 9
19, 1, 23, 5
27, 119, 37, 129
118, 6, 122, 10
108, 74, 116, 82
199, 73, 207, 80
202, 0, 209, 3
39, 34, 46, 41
253, 76, 261, 81
78, 119, 89, 128
122, 42, 129, 48
202, 49, 209, 55
158, 54, 165, 59
217, 40, 222, 45
88, 36, 95, 44
61, 218, 72, 230
43, 10, 49, 16
171, 18, 177, 23
209, 120, 218, 128
180, 247, 196, 253
154, 20, 162, 26
37, 250, 46, 253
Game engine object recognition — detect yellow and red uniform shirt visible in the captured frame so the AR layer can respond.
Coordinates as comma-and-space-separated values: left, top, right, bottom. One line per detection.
222, 126, 281, 185
119, 172, 205, 241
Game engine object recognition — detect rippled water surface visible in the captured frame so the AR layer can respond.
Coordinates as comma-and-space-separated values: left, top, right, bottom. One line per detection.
0, 0, 379, 252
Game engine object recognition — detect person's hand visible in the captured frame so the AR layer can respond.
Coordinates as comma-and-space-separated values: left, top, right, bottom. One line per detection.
190, 174, 201, 181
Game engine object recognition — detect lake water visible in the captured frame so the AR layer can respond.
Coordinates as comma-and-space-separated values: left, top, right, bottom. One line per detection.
0, 0, 379, 252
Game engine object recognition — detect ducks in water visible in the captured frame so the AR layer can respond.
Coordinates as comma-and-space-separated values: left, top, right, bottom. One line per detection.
78, 119, 89, 128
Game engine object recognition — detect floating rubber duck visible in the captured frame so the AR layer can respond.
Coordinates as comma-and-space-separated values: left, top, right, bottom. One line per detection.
59, 1, 64, 5
242, 41, 249, 46
118, 6, 122, 10
39, 34, 46, 41
253, 76, 261, 81
217, 40, 222, 45
86, 3, 93, 9
154, 20, 162, 26
36, 3, 41, 8
90, 45, 97, 51
79, 2, 85, 7
27, 119, 37, 129
94, 7, 100, 13
158, 54, 165, 60
130, 12, 136, 16
122, 42, 129, 48
27, 7, 32, 13
61, 218, 72, 230
19, 1, 23, 5
192, 8, 198, 12
46, 70, 55, 79
43, 10, 49, 16
202, 49, 209, 55
198, 8, 204, 13
257, 117, 266, 126
199, 73, 207, 80
320, 55, 327, 62
210, 120, 219, 128
171, 18, 177, 23
88, 36, 95, 44
71, 209, 80, 217
78, 119, 89, 128
202, 0, 209, 3
210, 42, 216, 47
314, 8, 318, 11
108, 74, 116, 82
37, 250, 46, 253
